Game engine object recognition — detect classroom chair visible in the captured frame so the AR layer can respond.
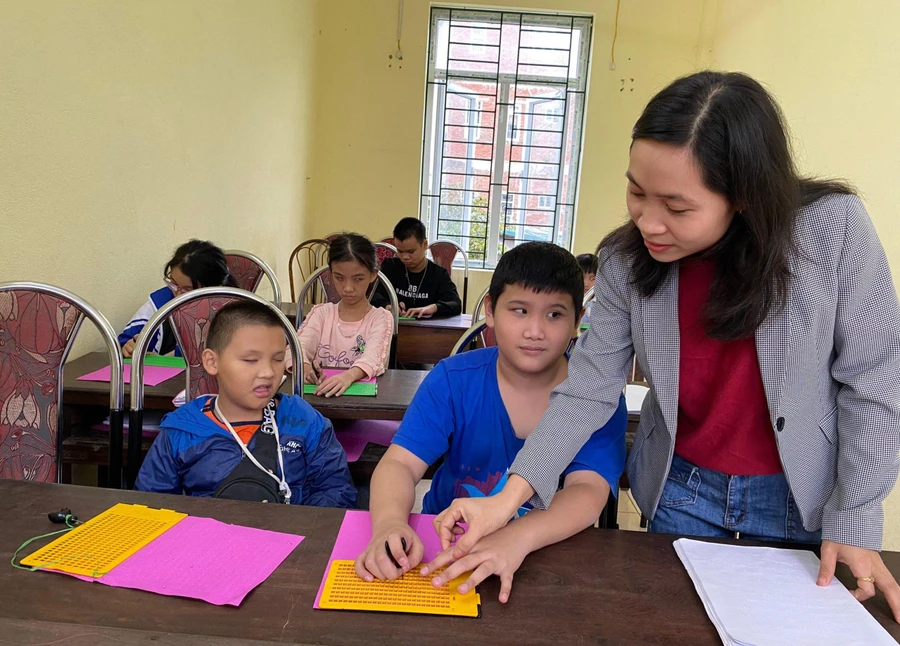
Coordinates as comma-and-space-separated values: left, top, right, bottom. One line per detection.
0, 282, 125, 487
450, 320, 496, 355
124, 287, 302, 488
288, 239, 329, 302
373, 241, 397, 268
224, 250, 282, 304
472, 286, 488, 321
310, 239, 341, 305
462, 292, 497, 350
294, 267, 400, 369
582, 286, 594, 308
428, 240, 469, 313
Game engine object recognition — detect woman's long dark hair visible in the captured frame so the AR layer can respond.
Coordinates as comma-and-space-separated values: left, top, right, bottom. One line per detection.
164, 239, 236, 288
599, 71, 853, 340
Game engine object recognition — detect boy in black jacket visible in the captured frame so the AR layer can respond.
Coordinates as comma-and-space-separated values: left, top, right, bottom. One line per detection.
372, 218, 462, 318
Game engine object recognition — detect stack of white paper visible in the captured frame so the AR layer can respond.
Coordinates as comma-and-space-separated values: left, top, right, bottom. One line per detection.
674, 538, 895, 646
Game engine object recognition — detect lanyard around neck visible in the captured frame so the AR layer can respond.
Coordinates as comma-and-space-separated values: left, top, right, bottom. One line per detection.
213, 397, 291, 504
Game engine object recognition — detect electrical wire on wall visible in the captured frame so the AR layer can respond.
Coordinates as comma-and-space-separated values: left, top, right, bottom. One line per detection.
609, 0, 621, 70
396, 0, 404, 61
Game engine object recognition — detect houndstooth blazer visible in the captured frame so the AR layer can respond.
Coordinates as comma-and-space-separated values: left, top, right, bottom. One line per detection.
510, 193, 900, 550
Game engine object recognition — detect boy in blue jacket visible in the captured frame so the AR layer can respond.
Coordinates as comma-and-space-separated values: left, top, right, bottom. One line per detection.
135, 300, 356, 508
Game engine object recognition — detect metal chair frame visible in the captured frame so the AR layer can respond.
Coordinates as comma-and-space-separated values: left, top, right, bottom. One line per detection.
429, 240, 469, 313
0, 282, 125, 487
127, 287, 302, 488
451, 321, 490, 356
582, 286, 595, 309
288, 239, 329, 302
224, 249, 282, 304
472, 286, 489, 321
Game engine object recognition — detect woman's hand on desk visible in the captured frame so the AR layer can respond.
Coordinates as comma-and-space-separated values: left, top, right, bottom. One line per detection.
422, 525, 527, 603
433, 475, 534, 556
818, 540, 900, 622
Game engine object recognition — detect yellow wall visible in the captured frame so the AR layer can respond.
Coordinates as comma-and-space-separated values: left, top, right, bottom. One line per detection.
8, 0, 897, 547
707, 0, 900, 548
0, 0, 316, 353
305, 0, 710, 309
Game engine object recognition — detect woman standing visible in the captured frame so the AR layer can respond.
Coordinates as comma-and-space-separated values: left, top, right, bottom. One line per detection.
433, 71, 900, 616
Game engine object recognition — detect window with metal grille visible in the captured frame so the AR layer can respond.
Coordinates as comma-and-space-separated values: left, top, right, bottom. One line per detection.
419, 7, 593, 269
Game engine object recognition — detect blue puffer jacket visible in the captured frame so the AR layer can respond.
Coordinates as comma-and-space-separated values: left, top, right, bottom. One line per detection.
135, 393, 356, 508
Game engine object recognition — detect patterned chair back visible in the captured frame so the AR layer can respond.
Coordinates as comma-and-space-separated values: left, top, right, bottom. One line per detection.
168, 296, 239, 400
226, 255, 263, 292
0, 284, 124, 484
127, 287, 302, 488
429, 240, 469, 313
318, 269, 341, 304
374, 242, 397, 269
224, 250, 282, 304
288, 239, 329, 302
379, 237, 395, 246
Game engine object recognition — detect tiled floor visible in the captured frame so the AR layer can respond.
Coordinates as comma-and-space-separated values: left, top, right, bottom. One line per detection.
412, 480, 429, 514
413, 480, 647, 533
617, 489, 647, 532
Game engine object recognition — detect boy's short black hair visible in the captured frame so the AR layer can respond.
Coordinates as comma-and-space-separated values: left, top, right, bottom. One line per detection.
576, 253, 599, 276
206, 300, 285, 353
393, 217, 427, 243
489, 242, 584, 313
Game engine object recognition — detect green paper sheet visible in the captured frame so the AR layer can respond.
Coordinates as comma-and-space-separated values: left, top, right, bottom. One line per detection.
124, 356, 188, 369
304, 382, 377, 397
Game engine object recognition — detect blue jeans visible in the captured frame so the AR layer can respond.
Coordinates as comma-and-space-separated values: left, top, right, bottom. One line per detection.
649, 455, 822, 544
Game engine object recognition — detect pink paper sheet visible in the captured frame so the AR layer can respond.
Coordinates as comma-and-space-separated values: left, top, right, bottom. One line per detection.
334, 420, 400, 462
344, 419, 399, 447
336, 434, 368, 462
77, 364, 184, 387
60, 516, 303, 606
313, 510, 441, 609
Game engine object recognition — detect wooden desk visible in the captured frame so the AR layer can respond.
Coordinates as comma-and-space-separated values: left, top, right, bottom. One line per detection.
302, 369, 426, 421
62, 352, 425, 421
59, 353, 426, 475
1, 481, 898, 645
281, 302, 472, 365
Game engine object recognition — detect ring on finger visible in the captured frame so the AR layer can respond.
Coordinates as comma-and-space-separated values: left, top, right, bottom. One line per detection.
858, 576, 876, 583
